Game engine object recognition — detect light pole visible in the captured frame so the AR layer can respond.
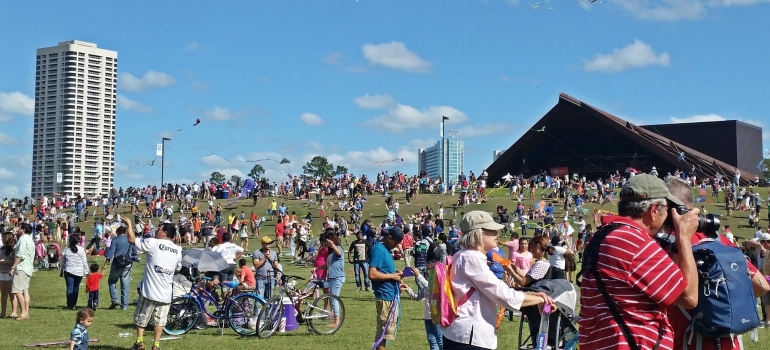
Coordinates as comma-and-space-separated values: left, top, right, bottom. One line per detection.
161, 137, 171, 193
442, 116, 449, 184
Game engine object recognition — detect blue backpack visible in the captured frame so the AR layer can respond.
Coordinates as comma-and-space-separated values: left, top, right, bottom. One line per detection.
685, 239, 759, 341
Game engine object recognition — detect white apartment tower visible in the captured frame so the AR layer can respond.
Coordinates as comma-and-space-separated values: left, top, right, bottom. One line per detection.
31, 40, 117, 198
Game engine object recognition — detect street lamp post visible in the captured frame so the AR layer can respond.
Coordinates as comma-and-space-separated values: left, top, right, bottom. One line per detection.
442, 116, 449, 185
161, 137, 171, 193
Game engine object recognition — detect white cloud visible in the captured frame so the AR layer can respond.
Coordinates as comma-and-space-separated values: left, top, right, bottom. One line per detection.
204, 107, 242, 121
0, 115, 11, 123
714, 0, 770, 5
323, 51, 344, 65
584, 39, 671, 74
185, 42, 199, 52
0, 185, 23, 199
0, 131, 22, 145
119, 71, 177, 92
611, 0, 706, 21
354, 94, 396, 109
669, 113, 726, 123
0, 167, 13, 181
308, 146, 417, 174
117, 94, 154, 113
409, 138, 437, 150
0, 91, 34, 116
300, 113, 324, 126
362, 41, 433, 73
456, 122, 514, 138
362, 104, 468, 133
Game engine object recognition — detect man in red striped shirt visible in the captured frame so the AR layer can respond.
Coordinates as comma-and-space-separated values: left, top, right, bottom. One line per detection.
579, 174, 700, 350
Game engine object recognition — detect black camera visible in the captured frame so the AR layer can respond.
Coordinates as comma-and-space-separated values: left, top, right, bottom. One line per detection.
656, 205, 721, 253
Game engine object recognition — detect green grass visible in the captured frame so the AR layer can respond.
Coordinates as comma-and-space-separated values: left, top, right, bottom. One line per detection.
4, 188, 770, 349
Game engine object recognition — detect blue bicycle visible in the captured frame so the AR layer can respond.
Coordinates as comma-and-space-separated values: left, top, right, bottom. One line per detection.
164, 277, 266, 336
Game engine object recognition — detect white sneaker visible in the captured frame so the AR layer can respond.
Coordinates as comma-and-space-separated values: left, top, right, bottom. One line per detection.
355, 287, 361, 291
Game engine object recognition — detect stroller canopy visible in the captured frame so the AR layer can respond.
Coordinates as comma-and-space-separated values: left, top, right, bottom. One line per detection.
524, 279, 577, 315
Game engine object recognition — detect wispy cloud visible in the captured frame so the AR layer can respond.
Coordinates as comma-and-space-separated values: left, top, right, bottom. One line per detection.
300, 113, 324, 126
583, 39, 671, 74
354, 94, 396, 109
0, 131, 22, 145
119, 71, 177, 92
669, 113, 725, 123
117, 94, 154, 113
456, 122, 514, 138
323, 51, 344, 65
0, 91, 34, 117
362, 104, 467, 133
362, 41, 433, 73
611, 0, 706, 21
185, 42, 199, 52
203, 107, 243, 121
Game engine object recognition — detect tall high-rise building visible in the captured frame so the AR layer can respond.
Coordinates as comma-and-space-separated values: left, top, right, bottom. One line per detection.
31, 40, 117, 198
417, 136, 464, 182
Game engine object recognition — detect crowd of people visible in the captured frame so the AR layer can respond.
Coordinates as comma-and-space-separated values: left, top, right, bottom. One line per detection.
3, 166, 770, 350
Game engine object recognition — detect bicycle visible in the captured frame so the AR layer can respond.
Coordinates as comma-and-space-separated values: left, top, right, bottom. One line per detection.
255, 271, 345, 338
163, 276, 266, 336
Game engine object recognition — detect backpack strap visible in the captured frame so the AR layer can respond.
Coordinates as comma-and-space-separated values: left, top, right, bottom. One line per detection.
578, 222, 665, 350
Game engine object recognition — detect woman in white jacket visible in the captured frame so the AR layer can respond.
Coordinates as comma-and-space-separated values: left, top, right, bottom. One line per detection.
61, 234, 89, 309
443, 211, 555, 350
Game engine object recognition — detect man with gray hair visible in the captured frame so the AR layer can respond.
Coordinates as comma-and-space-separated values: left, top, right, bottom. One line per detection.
579, 174, 700, 350
665, 177, 770, 349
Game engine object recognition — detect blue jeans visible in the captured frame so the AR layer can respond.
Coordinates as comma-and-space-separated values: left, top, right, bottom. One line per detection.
108, 265, 132, 309
88, 291, 99, 309
64, 272, 83, 309
328, 277, 345, 317
257, 278, 274, 300
425, 319, 444, 350
353, 261, 371, 289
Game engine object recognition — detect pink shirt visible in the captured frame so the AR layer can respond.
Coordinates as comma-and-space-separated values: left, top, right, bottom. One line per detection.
511, 251, 532, 274
314, 246, 329, 279
505, 239, 519, 261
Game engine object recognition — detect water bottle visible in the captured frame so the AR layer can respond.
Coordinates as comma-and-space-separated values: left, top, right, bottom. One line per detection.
535, 304, 552, 350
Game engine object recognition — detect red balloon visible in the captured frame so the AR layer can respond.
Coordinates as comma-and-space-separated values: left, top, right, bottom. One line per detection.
195, 118, 201, 125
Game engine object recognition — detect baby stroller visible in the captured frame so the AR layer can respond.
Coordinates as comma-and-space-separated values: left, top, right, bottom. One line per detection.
516, 279, 578, 350
46, 243, 61, 270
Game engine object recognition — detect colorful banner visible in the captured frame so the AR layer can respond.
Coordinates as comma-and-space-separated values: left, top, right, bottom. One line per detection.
550, 167, 568, 177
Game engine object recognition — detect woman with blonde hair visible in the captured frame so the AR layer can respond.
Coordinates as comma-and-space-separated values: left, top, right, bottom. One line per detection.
443, 211, 556, 350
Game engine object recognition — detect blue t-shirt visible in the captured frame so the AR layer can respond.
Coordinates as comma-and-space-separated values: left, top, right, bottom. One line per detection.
327, 245, 345, 279
70, 323, 90, 350
369, 242, 397, 301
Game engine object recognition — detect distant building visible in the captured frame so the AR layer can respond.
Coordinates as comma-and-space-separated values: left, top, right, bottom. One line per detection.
31, 40, 117, 198
493, 150, 504, 162
485, 93, 762, 184
417, 136, 464, 182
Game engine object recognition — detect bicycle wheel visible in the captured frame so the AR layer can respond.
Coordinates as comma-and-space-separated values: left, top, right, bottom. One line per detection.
227, 294, 265, 336
255, 296, 283, 339
307, 294, 345, 335
164, 296, 200, 335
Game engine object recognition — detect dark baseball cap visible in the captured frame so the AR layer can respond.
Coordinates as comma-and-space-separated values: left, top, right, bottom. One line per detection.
620, 174, 684, 206
383, 226, 404, 242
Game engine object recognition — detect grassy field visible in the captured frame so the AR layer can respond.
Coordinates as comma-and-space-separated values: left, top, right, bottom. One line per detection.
3, 187, 770, 349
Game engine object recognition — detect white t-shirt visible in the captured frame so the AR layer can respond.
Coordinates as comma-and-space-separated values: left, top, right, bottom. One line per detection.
549, 245, 567, 270
137, 238, 182, 303
211, 242, 244, 265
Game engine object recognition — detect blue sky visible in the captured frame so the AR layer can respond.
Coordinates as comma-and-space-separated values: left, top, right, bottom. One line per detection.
1, 0, 769, 198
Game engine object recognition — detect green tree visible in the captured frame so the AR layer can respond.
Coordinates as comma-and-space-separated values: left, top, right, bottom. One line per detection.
334, 165, 348, 176
248, 164, 265, 180
302, 156, 335, 178
230, 175, 242, 187
210, 171, 226, 184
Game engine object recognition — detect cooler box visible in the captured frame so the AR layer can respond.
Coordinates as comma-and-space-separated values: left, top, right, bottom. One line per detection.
282, 297, 299, 331
221, 191, 230, 199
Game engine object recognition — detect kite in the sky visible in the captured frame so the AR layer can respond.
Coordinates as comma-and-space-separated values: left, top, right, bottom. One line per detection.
532, 126, 546, 132
374, 158, 404, 164
177, 118, 202, 131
